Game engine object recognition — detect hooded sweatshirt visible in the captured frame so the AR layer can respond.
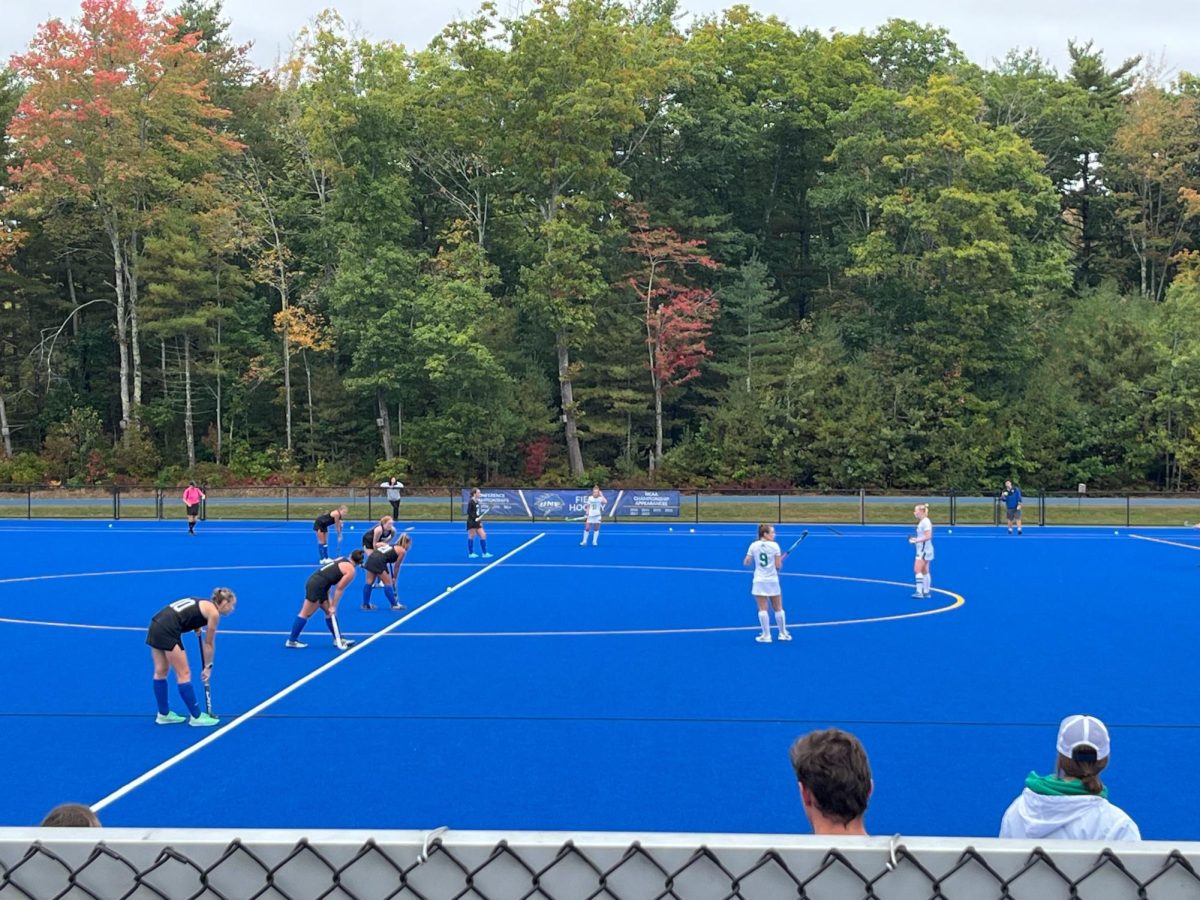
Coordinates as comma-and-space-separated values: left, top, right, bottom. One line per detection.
999, 772, 1140, 841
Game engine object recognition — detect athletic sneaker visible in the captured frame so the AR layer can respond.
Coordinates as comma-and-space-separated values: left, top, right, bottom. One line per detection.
188, 712, 219, 727
320, 557, 333, 565
580, 540, 587, 546
481, 552, 494, 558
755, 634, 772, 643
390, 604, 406, 611
468, 552, 480, 559
912, 591, 926, 599
155, 711, 186, 725
778, 631, 793, 641
335, 639, 356, 651
361, 602, 376, 610
284, 639, 308, 649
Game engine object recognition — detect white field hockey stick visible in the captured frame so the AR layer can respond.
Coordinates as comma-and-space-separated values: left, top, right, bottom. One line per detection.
196, 632, 213, 716
783, 531, 810, 556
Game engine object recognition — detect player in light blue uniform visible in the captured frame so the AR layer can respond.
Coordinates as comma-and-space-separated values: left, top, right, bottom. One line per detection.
909, 504, 934, 599
744, 524, 791, 643
580, 485, 607, 546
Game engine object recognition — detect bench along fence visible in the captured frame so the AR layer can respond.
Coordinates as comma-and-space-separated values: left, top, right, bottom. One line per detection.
2, 828, 1199, 899
0, 485, 1198, 527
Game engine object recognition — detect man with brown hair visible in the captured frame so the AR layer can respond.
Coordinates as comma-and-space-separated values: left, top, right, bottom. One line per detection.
788, 728, 873, 835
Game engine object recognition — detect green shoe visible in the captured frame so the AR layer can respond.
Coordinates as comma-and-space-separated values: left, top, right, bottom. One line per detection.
188, 712, 220, 727
155, 711, 186, 725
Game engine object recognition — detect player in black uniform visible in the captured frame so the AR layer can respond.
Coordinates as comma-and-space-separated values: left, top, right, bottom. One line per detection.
286, 550, 364, 650
313, 504, 348, 563
362, 533, 411, 610
466, 488, 492, 559
146, 587, 236, 726
362, 515, 397, 553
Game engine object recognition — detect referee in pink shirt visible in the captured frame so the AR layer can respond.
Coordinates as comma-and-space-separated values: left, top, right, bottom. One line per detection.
182, 481, 206, 535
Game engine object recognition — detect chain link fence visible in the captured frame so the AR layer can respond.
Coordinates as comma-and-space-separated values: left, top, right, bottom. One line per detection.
3, 829, 1199, 899
2, 485, 1200, 527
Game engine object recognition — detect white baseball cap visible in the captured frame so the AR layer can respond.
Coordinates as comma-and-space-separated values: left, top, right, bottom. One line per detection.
1056, 715, 1110, 761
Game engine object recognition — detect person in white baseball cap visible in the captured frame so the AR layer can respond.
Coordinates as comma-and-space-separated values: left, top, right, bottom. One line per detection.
999, 714, 1140, 841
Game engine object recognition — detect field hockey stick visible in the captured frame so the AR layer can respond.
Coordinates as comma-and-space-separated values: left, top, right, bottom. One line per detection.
196, 632, 213, 716
783, 530, 810, 555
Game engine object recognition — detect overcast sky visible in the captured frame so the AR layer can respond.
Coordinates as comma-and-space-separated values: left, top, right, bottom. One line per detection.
5, 0, 1198, 79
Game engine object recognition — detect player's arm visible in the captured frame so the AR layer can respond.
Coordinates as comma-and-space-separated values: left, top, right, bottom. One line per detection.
329, 564, 356, 607
199, 603, 221, 678
775, 551, 784, 570
334, 514, 344, 537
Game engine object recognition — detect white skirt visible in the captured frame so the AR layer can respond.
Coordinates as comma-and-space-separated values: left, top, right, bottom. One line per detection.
751, 578, 781, 597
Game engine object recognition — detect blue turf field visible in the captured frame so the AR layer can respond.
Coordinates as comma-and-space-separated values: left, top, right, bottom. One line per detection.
1, 519, 1198, 839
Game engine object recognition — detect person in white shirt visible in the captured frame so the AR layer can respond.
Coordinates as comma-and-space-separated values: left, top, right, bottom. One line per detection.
1000, 714, 1141, 842
580, 485, 607, 547
743, 523, 791, 643
380, 477, 404, 519
909, 503, 934, 599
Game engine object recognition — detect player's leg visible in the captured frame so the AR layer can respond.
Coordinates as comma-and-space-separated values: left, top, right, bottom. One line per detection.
772, 594, 790, 640
754, 594, 771, 642
316, 527, 329, 562
150, 646, 185, 723
362, 571, 377, 609
913, 558, 926, 598
922, 555, 932, 596
580, 521, 588, 546
165, 644, 204, 720
592, 521, 601, 546
468, 527, 478, 558
287, 599, 319, 648
479, 525, 492, 558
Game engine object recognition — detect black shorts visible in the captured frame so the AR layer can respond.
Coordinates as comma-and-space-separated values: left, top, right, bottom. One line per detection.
145, 613, 184, 651
304, 577, 334, 605
186, 503, 200, 516
364, 554, 393, 575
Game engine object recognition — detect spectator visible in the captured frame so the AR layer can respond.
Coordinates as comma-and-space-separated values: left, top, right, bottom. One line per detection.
380, 477, 404, 520
41, 803, 100, 827
788, 728, 872, 835
999, 714, 1140, 841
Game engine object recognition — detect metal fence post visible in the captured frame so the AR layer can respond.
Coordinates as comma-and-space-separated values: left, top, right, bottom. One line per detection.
949, 490, 956, 526
368, 488, 372, 519
285, 486, 290, 521
113, 485, 120, 520
1039, 490, 1046, 527
26, 486, 31, 519
695, 491, 700, 524
1126, 494, 1131, 528
778, 493, 782, 524
859, 489, 865, 526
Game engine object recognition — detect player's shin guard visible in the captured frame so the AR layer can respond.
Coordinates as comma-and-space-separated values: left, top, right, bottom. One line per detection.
289, 616, 308, 642
384, 585, 397, 606
481, 538, 488, 553
775, 609, 787, 632
923, 573, 932, 594
178, 682, 201, 718
325, 615, 344, 646
153, 678, 170, 715
757, 610, 770, 637
467, 537, 474, 554
363, 582, 372, 605
317, 542, 326, 561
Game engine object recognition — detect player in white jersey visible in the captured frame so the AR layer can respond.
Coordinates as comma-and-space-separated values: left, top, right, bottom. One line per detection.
909, 503, 934, 599
580, 485, 608, 546
743, 523, 792, 643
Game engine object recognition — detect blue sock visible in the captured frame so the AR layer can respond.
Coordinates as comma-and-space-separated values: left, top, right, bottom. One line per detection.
317, 543, 326, 561
178, 682, 201, 718
289, 616, 308, 642
325, 617, 336, 636
384, 586, 397, 606
481, 539, 488, 553
363, 582, 372, 605
468, 537, 474, 553
153, 678, 170, 715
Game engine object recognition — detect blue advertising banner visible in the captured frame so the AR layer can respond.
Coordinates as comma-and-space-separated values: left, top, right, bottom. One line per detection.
460, 489, 681, 519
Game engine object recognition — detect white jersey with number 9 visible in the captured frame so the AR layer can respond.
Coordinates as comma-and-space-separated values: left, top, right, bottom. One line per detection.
747, 539, 782, 596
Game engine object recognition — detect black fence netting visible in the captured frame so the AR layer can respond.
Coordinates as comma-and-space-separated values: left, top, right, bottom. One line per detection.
3, 831, 1200, 899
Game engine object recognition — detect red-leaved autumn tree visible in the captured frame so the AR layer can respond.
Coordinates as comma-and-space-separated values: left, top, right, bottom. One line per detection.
5, 0, 239, 438
623, 204, 719, 467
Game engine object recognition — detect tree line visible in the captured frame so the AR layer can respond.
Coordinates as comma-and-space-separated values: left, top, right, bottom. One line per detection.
2, 0, 1199, 491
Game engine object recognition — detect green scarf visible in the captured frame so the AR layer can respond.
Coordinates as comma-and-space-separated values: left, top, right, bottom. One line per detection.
1024, 771, 1108, 799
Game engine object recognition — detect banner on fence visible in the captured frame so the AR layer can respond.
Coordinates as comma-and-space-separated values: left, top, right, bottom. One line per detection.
461, 489, 681, 519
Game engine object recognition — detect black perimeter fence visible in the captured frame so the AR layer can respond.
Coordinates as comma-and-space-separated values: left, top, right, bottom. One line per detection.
0, 485, 1198, 528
